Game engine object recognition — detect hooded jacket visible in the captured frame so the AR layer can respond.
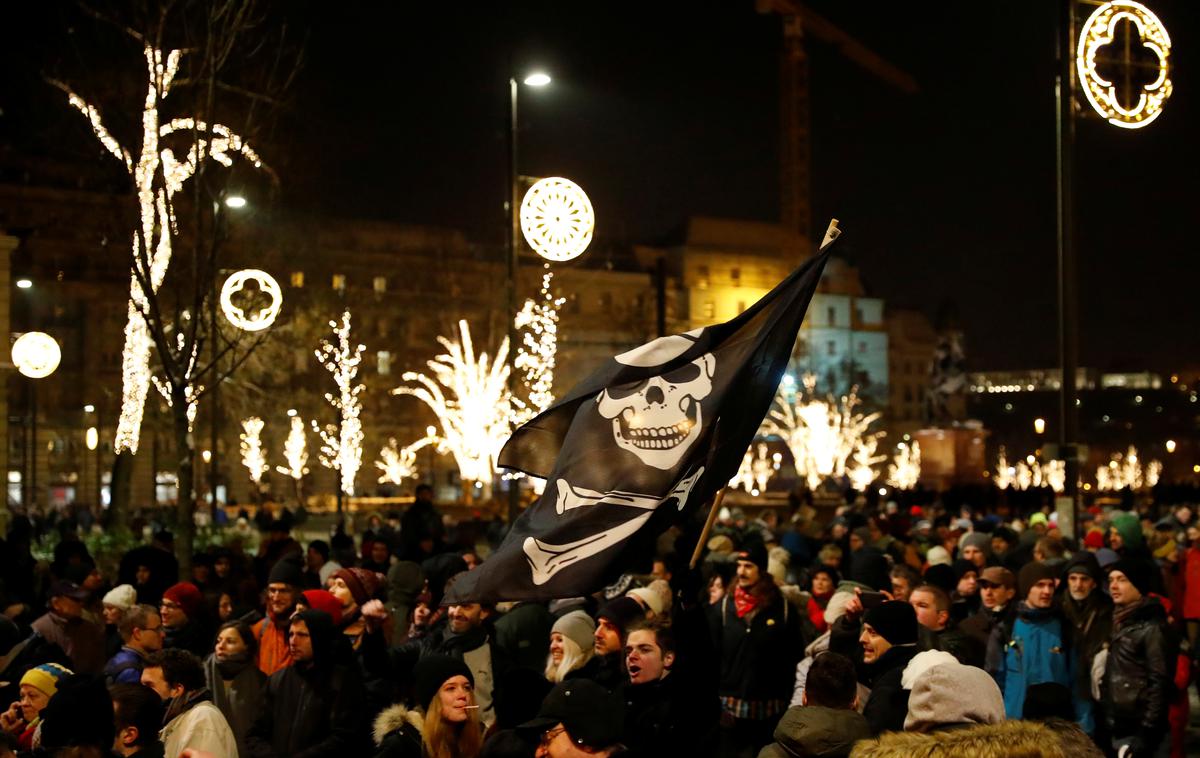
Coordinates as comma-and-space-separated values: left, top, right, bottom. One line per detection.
848, 719, 1070, 758
1103, 597, 1174, 749
371, 704, 424, 758
999, 603, 1073, 720
861, 644, 921, 735
758, 705, 869, 758
246, 610, 369, 757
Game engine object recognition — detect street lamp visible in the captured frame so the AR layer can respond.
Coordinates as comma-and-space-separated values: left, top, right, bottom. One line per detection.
1166, 439, 1176, 454
1034, 417, 1046, 436
224, 195, 247, 209
505, 69, 551, 524
12, 331, 61, 510
15, 278, 31, 289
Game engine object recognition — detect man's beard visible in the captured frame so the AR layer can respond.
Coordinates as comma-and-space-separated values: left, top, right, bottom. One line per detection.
1068, 589, 1090, 602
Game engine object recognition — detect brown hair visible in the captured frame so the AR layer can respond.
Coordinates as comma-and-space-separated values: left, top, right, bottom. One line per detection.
421, 685, 483, 758
911, 584, 951, 612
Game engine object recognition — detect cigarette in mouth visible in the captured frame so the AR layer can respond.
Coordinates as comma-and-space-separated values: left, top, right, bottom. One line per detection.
464, 705, 480, 709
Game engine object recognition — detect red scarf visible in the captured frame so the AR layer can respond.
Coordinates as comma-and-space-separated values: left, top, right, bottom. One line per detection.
733, 585, 759, 618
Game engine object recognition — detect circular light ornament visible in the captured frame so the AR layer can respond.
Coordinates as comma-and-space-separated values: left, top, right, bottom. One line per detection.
1077, 0, 1172, 129
11, 332, 61, 378
520, 177, 595, 262
220, 269, 283, 332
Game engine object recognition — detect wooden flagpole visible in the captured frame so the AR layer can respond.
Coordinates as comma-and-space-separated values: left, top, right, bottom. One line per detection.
690, 487, 728, 569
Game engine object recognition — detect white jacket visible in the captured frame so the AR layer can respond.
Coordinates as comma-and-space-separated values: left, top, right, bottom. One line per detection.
161, 701, 239, 758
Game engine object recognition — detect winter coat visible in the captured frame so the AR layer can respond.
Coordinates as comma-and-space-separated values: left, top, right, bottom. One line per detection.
861, 644, 921, 735
491, 601, 552, 674
161, 699, 240, 758
252, 612, 293, 676
1182, 546, 1200, 620
757, 705, 869, 758
849, 719, 1069, 758
1060, 589, 1112, 702
960, 605, 1013, 677
30, 611, 105, 674
385, 561, 424, 646
623, 674, 718, 757
372, 704, 424, 758
1103, 597, 1175, 750
104, 645, 147, 685
999, 604, 1073, 720
710, 586, 805, 703
246, 611, 369, 757
918, 623, 978, 668
204, 653, 268, 758
164, 620, 211, 659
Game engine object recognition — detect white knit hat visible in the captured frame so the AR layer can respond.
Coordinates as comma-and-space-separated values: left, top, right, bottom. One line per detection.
925, 546, 952, 567
102, 584, 137, 611
551, 610, 596, 653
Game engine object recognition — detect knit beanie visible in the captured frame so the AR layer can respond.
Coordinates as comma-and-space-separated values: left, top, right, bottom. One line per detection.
597, 596, 644, 636
1108, 511, 1144, 548
1063, 551, 1103, 586
925, 546, 952, 566
20, 662, 72, 697
735, 542, 768, 573
1017, 562, 1059, 600
268, 555, 305, 587
102, 584, 137, 611
333, 567, 384, 606
162, 582, 203, 621
922, 564, 956, 595
904, 659, 1004, 732
626, 587, 664, 616
414, 654, 474, 710
552, 610, 596, 653
863, 601, 918, 646
1109, 558, 1155, 598
301, 589, 344, 626
37, 674, 114, 750
952, 559, 979, 581
959, 532, 991, 555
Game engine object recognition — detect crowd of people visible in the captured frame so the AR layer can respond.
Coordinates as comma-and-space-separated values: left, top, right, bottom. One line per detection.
0, 482, 1197, 758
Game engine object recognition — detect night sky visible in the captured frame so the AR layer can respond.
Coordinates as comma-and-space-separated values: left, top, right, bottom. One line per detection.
3, 1, 1197, 372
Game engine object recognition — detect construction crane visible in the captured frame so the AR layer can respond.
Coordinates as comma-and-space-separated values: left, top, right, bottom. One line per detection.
757, 0, 918, 244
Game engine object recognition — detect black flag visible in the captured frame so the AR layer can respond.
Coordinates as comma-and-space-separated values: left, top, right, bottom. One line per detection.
446, 234, 839, 604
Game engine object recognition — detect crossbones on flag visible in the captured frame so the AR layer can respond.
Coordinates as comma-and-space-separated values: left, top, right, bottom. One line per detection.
445, 228, 840, 604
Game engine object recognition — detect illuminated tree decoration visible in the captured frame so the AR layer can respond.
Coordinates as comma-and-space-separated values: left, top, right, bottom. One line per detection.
392, 320, 512, 488
887, 441, 921, 490
220, 269, 283, 332
994, 447, 1016, 490
512, 270, 565, 424
519, 177, 595, 262
239, 417, 269, 483
763, 375, 883, 490
1077, 0, 1173, 129
150, 329, 203, 432
11, 332, 62, 378
994, 448, 1066, 493
311, 311, 365, 497
729, 443, 782, 496
848, 436, 886, 493
275, 416, 310, 480
53, 46, 267, 454
1095, 446, 1161, 490
376, 433, 439, 486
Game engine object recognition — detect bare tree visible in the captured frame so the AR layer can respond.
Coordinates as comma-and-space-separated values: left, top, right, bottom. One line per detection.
48, 0, 302, 574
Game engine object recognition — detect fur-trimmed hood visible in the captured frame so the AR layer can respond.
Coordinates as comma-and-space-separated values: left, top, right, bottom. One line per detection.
850, 720, 1064, 758
373, 703, 423, 747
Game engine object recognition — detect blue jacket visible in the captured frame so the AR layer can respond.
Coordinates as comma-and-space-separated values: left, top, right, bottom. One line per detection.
1000, 604, 1072, 718
104, 646, 146, 685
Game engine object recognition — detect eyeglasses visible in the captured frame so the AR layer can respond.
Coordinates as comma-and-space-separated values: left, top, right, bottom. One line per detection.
540, 726, 566, 747
160, 600, 182, 611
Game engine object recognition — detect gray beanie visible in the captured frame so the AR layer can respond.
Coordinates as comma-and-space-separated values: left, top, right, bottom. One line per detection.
959, 532, 991, 555
904, 659, 1004, 732
552, 610, 596, 653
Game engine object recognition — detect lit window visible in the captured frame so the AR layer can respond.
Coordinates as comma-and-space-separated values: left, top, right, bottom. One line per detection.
377, 350, 391, 376
290, 271, 304, 288
332, 274, 346, 291
373, 276, 387, 294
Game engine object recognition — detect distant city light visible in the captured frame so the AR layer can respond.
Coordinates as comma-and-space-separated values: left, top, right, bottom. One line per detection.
84, 404, 95, 413
1033, 417, 1045, 435
15, 279, 32, 289
1166, 439, 1176, 453
523, 72, 551, 87
224, 195, 247, 209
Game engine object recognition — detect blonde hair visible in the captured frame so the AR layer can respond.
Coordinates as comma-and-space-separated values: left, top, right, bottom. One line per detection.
544, 633, 594, 683
422, 688, 483, 758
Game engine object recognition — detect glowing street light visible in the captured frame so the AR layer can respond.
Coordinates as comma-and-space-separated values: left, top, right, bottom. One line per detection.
1034, 417, 1046, 435
15, 279, 32, 289
1166, 439, 1176, 453
12, 332, 62, 379
224, 195, 248, 209
523, 72, 551, 87
85, 427, 99, 451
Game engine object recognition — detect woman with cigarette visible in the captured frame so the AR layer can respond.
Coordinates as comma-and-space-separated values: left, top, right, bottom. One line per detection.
372, 654, 483, 758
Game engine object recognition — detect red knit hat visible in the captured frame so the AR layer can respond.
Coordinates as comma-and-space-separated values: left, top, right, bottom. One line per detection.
162, 582, 203, 620
1083, 530, 1105, 549
301, 589, 343, 626
333, 568, 383, 606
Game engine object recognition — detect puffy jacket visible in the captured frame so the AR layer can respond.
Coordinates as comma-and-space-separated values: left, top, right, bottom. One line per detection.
999, 604, 1072, 719
104, 646, 146, 685
758, 704, 869, 758
1103, 598, 1174, 748
710, 585, 805, 703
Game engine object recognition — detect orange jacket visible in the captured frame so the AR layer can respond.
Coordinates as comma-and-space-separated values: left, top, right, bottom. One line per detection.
253, 615, 293, 676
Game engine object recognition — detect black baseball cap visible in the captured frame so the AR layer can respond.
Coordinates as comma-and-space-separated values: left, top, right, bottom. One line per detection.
49, 580, 90, 602
519, 679, 625, 750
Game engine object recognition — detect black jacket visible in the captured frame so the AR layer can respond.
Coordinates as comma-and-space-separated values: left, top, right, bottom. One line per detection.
1103, 598, 1175, 747
622, 673, 718, 757
246, 610, 368, 757
1060, 590, 1112, 700
862, 644, 921, 736
709, 585, 805, 703
204, 653, 268, 758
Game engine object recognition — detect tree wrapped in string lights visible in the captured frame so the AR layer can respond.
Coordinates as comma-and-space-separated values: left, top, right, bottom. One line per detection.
392, 320, 511, 497
763, 375, 883, 490
312, 311, 365, 500
376, 432, 440, 486
512, 270, 565, 424
239, 417, 269, 484
887, 441, 921, 490
275, 415, 309, 503
1096, 446, 1161, 490
729, 443, 782, 496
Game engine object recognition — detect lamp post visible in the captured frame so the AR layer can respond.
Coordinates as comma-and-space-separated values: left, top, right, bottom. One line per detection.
12, 331, 62, 510
505, 70, 550, 525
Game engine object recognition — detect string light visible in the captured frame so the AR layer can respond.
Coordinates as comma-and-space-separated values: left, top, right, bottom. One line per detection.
57, 46, 268, 454
376, 433, 439, 485
1077, 1, 1172, 129
311, 311, 365, 497
762, 374, 883, 490
220, 269, 282, 332
848, 436, 886, 493
512, 269, 565, 423
275, 416, 309, 480
239, 417, 269, 483
886, 441, 921, 490
519, 177, 595, 262
993, 447, 1066, 492
729, 443, 781, 494
392, 320, 511, 488
1095, 445, 1161, 490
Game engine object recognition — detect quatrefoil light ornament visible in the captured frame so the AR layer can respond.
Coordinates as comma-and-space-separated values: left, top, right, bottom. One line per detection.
1077, 0, 1173, 129
220, 269, 283, 332
520, 177, 595, 262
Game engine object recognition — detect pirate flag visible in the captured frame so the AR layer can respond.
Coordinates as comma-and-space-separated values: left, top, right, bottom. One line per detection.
445, 227, 841, 604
